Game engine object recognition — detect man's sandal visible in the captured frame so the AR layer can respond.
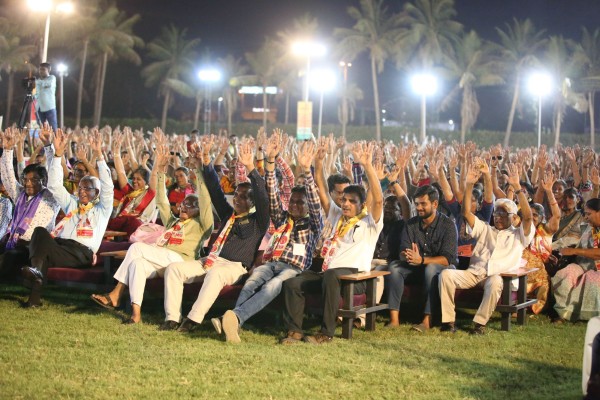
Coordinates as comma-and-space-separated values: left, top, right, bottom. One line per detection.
91, 294, 117, 310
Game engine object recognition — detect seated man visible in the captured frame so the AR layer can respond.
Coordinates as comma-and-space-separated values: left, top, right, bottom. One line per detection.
90, 144, 213, 324
21, 129, 113, 307
0, 128, 60, 281
439, 164, 534, 334
215, 139, 322, 343
386, 184, 458, 332
160, 142, 269, 332
280, 142, 383, 345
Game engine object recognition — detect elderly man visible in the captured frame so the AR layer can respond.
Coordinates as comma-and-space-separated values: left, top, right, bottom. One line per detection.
21, 129, 113, 307
439, 164, 534, 334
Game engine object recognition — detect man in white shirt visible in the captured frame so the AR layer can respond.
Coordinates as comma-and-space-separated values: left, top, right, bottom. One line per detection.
280, 142, 383, 345
35, 63, 57, 132
439, 163, 534, 334
21, 129, 113, 307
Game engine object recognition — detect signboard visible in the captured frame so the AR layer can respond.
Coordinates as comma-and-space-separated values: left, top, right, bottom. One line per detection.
296, 101, 313, 140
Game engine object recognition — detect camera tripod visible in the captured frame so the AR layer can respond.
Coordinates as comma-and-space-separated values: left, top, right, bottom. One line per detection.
17, 93, 41, 129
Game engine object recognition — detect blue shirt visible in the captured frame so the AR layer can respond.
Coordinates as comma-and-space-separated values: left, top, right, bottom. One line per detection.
35, 75, 56, 112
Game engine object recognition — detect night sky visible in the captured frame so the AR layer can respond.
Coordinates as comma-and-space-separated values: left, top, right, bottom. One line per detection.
47, 0, 600, 132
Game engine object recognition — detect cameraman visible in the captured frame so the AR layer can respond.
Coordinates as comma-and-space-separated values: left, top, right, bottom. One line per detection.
35, 62, 57, 132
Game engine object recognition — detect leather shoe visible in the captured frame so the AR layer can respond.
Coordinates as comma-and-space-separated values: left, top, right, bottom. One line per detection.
470, 323, 486, 335
440, 322, 456, 333
22, 267, 43, 284
177, 318, 200, 333
279, 331, 304, 345
303, 332, 333, 345
159, 320, 180, 331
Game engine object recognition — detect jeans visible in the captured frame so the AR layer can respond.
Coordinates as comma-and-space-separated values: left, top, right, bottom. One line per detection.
233, 261, 301, 326
387, 261, 449, 315
38, 108, 57, 132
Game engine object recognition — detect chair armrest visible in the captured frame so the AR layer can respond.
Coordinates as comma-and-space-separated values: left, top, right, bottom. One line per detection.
500, 267, 539, 278
339, 271, 390, 281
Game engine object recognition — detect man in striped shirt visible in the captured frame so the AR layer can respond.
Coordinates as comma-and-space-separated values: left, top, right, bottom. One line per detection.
215, 139, 322, 343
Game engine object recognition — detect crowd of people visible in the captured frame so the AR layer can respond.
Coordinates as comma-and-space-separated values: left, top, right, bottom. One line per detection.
0, 120, 599, 344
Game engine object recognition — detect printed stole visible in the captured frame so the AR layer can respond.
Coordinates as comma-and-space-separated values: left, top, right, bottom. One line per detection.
51, 200, 97, 238
6, 190, 44, 249
529, 224, 552, 262
320, 208, 368, 271
116, 186, 152, 217
155, 218, 191, 247
263, 217, 297, 262
204, 210, 252, 269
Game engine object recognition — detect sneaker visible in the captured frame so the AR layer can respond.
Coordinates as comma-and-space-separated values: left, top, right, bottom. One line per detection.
177, 318, 200, 333
211, 317, 223, 335
303, 332, 333, 345
159, 320, 180, 331
279, 331, 304, 345
470, 323, 486, 335
222, 310, 241, 343
440, 322, 457, 333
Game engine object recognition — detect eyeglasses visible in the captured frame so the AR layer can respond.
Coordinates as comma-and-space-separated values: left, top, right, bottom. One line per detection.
491, 156, 503, 161
492, 211, 511, 217
78, 186, 96, 192
179, 203, 198, 209
21, 177, 42, 184
74, 168, 87, 174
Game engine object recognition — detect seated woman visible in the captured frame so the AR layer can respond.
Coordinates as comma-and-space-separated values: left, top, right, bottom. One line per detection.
91, 144, 213, 324
167, 167, 195, 217
552, 187, 585, 250
553, 198, 600, 322
106, 134, 157, 237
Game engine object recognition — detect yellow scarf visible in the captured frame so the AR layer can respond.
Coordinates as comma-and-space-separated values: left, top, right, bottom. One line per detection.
333, 207, 368, 238
51, 198, 98, 237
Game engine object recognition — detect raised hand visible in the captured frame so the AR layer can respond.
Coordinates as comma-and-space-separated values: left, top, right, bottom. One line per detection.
39, 122, 53, 146
297, 141, 316, 172
541, 169, 555, 192
316, 137, 328, 162
591, 166, 600, 187
506, 163, 521, 190
373, 159, 387, 180
1, 128, 16, 149
76, 143, 89, 162
53, 128, 68, 157
219, 136, 230, 155
351, 141, 374, 166
154, 143, 170, 169
238, 141, 255, 172
265, 129, 282, 160
466, 163, 481, 185
89, 129, 103, 157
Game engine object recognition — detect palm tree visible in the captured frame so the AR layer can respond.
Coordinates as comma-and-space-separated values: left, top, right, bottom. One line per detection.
217, 55, 249, 134
141, 25, 200, 131
0, 20, 37, 125
337, 82, 364, 128
245, 37, 282, 132
576, 27, 600, 148
335, 0, 402, 141
89, 7, 143, 126
544, 35, 586, 148
397, 0, 463, 68
495, 18, 547, 146
440, 31, 504, 143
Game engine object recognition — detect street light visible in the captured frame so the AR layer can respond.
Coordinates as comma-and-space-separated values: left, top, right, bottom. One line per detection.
292, 41, 326, 103
27, 0, 74, 63
310, 69, 337, 139
339, 61, 352, 138
527, 72, 553, 149
198, 68, 221, 135
410, 73, 438, 143
56, 62, 68, 129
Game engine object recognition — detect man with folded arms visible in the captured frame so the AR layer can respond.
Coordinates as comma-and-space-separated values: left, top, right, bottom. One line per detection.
215, 139, 322, 342
22, 129, 113, 307
280, 142, 383, 345
161, 141, 269, 332
439, 164, 534, 334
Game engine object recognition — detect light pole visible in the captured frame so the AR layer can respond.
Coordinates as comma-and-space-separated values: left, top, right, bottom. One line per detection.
310, 69, 336, 139
198, 69, 221, 135
56, 62, 68, 128
27, 0, 74, 63
217, 96, 223, 129
527, 72, 553, 149
339, 61, 352, 138
410, 73, 438, 144
292, 41, 325, 140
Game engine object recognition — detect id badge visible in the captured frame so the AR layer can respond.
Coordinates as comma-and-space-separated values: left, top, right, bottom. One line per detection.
77, 228, 94, 238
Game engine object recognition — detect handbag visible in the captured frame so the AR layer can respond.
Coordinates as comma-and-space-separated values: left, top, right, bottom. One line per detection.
129, 222, 165, 244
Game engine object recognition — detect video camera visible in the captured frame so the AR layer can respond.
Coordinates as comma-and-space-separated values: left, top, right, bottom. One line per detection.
21, 77, 36, 94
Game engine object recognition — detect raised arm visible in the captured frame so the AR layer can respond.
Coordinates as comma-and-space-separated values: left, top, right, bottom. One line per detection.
540, 169, 561, 234
111, 132, 129, 190
47, 129, 76, 211
507, 163, 533, 237
387, 165, 411, 221
314, 138, 331, 215
239, 141, 269, 231
153, 143, 172, 224
90, 130, 114, 210
265, 130, 285, 225
200, 143, 233, 220
0, 129, 20, 201
353, 142, 383, 223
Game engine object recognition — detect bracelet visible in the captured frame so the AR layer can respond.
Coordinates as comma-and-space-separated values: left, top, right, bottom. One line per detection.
389, 181, 399, 187
514, 189, 523, 196
420, 256, 425, 266
266, 160, 275, 164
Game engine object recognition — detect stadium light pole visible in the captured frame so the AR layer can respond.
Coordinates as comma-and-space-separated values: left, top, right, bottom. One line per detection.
310, 69, 337, 139
27, 0, 74, 63
410, 73, 438, 144
527, 72, 553, 149
56, 62, 68, 128
339, 61, 352, 138
292, 41, 326, 102
198, 69, 221, 135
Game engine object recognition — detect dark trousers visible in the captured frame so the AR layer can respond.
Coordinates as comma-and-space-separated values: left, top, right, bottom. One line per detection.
283, 268, 366, 337
29, 227, 93, 276
0, 241, 30, 281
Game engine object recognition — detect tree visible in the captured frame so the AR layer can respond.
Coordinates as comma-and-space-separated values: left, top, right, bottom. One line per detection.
397, 0, 463, 68
544, 35, 586, 148
335, 0, 401, 141
576, 27, 600, 148
217, 55, 249, 134
337, 82, 364, 127
245, 38, 282, 132
89, 7, 143, 127
495, 18, 546, 146
141, 25, 200, 131
0, 19, 37, 125
440, 31, 504, 143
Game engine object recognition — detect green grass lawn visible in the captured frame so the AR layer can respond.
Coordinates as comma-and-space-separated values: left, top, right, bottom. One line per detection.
0, 283, 587, 400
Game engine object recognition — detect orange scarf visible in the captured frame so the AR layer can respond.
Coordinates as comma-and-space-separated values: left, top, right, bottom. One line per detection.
204, 208, 254, 269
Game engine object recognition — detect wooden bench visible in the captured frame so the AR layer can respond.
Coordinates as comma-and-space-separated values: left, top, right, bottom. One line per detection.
338, 270, 390, 339
98, 250, 127, 286
103, 231, 128, 242
497, 267, 538, 331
